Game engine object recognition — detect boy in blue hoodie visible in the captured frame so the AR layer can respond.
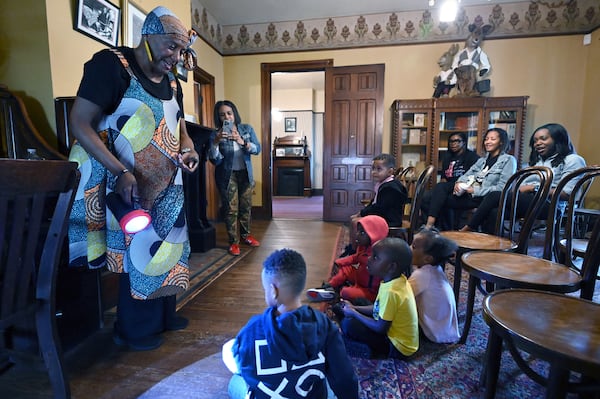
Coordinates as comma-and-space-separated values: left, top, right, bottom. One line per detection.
223, 248, 359, 399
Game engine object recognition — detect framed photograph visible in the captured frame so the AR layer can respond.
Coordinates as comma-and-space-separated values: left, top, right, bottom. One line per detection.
284, 117, 297, 133
125, 1, 146, 47
75, 0, 120, 47
176, 60, 188, 82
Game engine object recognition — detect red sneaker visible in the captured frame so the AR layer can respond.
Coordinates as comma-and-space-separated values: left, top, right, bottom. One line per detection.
228, 244, 240, 256
242, 235, 261, 247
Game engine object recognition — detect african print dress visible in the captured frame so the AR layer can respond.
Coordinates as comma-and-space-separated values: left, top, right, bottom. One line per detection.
68, 50, 189, 300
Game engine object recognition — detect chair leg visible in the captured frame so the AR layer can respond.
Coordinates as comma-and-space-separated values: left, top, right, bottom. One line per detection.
459, 275, 477, 344
36, 302, 70, 399
546, 364, 569, 399
484, 330, 503, 399
452, 257, 462, 308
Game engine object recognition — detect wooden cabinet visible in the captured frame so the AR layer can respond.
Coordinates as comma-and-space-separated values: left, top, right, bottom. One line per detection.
272, 136, 312, 196
392, 96, 528, 182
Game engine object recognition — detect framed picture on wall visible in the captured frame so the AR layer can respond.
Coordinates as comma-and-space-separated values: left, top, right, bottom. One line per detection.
74, 0, 120, 47
284, 117, 297, 133
125, 1, 146, 47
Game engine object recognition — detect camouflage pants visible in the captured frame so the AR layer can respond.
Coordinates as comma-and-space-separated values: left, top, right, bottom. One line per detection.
223, 169, 253, 244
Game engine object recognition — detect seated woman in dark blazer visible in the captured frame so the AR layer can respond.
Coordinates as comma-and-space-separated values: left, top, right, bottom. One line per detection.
424, 127, 517, 231
420, 132, 479, 230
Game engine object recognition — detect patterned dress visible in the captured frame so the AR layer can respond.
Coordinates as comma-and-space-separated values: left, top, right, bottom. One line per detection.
68, 49, 189, 300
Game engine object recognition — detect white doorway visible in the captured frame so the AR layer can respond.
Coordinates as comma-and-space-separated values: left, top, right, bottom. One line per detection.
271, 71, 324, 219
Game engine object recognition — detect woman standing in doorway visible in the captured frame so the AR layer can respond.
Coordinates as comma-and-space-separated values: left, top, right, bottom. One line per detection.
209, 100, 261, 256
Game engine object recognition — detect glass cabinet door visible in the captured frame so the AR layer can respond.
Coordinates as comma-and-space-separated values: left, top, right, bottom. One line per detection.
399, 110, 429, 169
484, 97, 528, 167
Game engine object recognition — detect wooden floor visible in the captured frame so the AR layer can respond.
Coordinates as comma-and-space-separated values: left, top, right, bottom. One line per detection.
1, 219, 343, 398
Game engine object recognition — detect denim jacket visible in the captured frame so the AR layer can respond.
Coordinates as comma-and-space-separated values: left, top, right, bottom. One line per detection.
209, 123, 261, 193
457, 153, 516, 197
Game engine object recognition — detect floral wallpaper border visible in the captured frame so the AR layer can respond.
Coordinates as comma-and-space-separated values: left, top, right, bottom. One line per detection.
190, 0, 599, 56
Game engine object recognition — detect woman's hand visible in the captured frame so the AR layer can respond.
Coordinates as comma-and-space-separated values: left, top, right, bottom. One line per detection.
179, 149, 199, 173
230, 129, 246, 147
115, 171, 138, 207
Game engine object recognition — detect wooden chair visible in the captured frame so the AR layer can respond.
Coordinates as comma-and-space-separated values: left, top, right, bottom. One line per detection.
556, 168, 600, 270
441, 166, 553, 308
482, 289, 600, 399
0, 159, 79, 399
458, 167, 600, 344
389, 164, 435, 244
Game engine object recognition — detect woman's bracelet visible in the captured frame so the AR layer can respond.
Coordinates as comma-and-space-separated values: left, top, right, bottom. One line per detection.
180, 147, 193, 154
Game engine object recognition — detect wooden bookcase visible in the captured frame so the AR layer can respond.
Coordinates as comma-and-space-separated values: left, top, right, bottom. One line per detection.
392, 96, 528, 182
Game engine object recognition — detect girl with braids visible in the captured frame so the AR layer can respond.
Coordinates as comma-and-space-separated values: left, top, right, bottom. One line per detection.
408, 227, 460, 344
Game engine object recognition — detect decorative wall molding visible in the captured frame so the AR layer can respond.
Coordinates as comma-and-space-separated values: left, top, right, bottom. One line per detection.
190, 0, 599, 56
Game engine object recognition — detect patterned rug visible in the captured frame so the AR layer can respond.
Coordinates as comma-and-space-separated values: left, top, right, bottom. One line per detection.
137, 227, 596, 398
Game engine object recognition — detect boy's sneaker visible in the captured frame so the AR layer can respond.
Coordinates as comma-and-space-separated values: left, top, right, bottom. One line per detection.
228, 244, 240, 256
306, 286, 336, 301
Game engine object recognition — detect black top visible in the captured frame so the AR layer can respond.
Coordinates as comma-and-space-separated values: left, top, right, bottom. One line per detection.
360, 179, 408, 227
441, 149, 479, 183
77, 47, 184, 115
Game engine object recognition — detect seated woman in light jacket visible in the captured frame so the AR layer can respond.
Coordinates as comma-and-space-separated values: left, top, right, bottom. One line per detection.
425, 127, 517, 231
459, 123, 586, 233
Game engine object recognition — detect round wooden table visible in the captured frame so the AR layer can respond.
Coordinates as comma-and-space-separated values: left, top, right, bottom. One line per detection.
482, 289, 600, 399
440, 231, 516, 310
458, 251, 582, 343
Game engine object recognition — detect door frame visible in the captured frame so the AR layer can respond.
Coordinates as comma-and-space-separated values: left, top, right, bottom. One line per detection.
255, 59, 334, 220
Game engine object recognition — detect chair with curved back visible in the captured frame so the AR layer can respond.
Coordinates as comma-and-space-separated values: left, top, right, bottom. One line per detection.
389, 164, 435, 244
480, 214, 600, 398
457, 166, 600, 344
0, 159, 79, 399
441, 165, 553, 308
555, 168, 600, 275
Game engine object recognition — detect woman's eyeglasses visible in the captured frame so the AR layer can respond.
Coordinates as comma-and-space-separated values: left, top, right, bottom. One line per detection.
448, 139, 463, 144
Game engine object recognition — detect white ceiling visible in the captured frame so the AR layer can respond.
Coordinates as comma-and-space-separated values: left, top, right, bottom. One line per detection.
199, 0, 522, 26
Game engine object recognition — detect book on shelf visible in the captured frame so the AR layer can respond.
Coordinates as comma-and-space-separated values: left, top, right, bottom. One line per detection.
402, 129, 408, 144
408, 129, 422, 144
402, 153, 421, 168
413, 113, 425, 127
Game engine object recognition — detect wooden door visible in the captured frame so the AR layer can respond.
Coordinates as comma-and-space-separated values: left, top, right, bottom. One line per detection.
323, 64, 385, 222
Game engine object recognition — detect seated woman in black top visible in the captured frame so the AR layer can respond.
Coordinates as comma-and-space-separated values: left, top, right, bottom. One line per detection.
420, 132, 479, 230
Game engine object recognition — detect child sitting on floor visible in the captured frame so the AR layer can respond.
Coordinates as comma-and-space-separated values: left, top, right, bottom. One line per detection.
222, 248, 359, 399
408, 226, 460, 344
306, 215, 389, 303
339, 237, 419, 359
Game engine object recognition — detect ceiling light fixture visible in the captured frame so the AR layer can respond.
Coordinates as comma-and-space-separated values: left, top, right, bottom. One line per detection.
440, 0, 459, 22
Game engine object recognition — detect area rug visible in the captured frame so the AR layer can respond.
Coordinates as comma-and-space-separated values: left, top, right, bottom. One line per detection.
138, 226, 593, 398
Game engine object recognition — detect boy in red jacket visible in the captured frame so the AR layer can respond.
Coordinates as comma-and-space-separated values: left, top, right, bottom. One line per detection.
306, 215, 389, 303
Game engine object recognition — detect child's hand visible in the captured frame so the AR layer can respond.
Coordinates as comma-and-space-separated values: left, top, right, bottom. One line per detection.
340, 300, 355, 317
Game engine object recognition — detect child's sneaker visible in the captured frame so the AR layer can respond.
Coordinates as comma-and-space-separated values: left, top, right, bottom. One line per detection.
306, 285, 335, 301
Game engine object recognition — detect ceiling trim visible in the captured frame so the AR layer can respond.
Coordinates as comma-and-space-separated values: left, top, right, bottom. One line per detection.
191, 0, 600, 56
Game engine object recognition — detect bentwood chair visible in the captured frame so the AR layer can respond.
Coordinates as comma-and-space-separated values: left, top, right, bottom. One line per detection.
555, 168, 600, 272
389, 164, 435, 244
0, 159, 79, 399
441, 166, 553, 308
482, 289, 600, 399
458, 167, 600, 344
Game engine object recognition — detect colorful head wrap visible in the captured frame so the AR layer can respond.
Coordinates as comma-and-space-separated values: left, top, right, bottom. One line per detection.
142, 6, 198, 71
